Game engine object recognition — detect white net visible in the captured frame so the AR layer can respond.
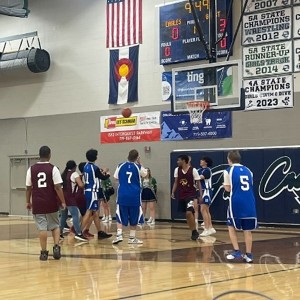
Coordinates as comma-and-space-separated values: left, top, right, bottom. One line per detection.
186, 101, 210, 124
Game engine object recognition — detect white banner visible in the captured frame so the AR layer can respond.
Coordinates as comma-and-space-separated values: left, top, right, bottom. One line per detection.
243, 41, 292, 77
244, 75, 293, 111
242, 8, 292, 45
294, 39, 300, 72
293, 5, 300, 38
243, 0, 291, 14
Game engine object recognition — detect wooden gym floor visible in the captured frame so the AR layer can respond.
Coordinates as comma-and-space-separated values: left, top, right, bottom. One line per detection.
0, 216, 299, 299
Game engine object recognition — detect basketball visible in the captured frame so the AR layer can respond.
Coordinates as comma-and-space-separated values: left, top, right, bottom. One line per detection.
121, 107, 132, 118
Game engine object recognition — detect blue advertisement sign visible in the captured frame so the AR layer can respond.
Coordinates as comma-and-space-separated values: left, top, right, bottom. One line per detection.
161, 110, 232, 141
162, 72, 172, 101
170, 147, 300, 225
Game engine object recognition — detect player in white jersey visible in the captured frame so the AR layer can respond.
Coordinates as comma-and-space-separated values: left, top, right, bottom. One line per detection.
223, 150, 257, 263
198, 157, 216, 237
112, 149, 147, 245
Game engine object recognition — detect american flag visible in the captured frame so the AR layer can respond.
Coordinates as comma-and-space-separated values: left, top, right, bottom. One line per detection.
106, 0, 142, 48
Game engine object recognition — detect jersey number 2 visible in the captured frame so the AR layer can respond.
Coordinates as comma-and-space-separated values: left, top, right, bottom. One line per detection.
240, 175, 250, 191
126, 172, 132, 184
37, 172, 47, 188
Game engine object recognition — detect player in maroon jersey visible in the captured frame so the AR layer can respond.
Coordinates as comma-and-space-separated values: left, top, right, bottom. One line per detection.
171, 154, 202, 240
26, 146, 66, 261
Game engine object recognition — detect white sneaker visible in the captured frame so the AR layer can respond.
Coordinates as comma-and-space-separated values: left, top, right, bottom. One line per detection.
101, 215, 106, 221
146, 218, 153, 223
201, 222, 205, 228
108, 215, 112, 221
149, 220, 155, 225
209, 228, 216, 235
128, 237, 143, 244
200, 229, 211, 237
112, 235, 123, 244
102, 217, 109, 223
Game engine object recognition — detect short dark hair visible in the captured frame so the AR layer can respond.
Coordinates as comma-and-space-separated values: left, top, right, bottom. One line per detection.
177, 154, 189, 164
66, 160, 77, 170
86, 149, 98, 162
201, 156, 213, 167
39, 146, 51, 159
227, 150, 241, 163
78, 162, 86, 173
128, 149, 139, 162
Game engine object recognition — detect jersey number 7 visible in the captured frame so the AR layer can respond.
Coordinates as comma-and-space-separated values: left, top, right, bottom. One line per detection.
126, 171, 133, 183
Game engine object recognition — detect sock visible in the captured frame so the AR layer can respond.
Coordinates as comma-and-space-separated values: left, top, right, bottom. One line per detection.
195, 218, 198, 223
117, 229, 122, 236
234, 249, 240, 252
129, 230, 136, 238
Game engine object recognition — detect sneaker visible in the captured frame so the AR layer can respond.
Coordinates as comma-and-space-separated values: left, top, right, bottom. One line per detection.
59, 234, 64, 240
209, 228, 216, 235
39, 250, 49, 261
146, 218, 153, 224
191, 230, 199, 240
75, 234, 89, 242
243, 253, 254, 263
226, 250, 243, 261
102, 217, 109, 223
149, 220, 155, 225
108, 215, 112, 221
83, 230, 94, 238
101, 215, 106, 221
63, 226, 70, 233
98, 231, 112, 240
200, 229, 211, 237
201, 222, 205, 228
112, 235, 123, 245
53, 244, 61, 260
128, 237, 143, 244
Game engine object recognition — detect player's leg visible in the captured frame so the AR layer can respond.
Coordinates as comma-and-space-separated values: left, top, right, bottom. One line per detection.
142, 201, 147, 219
48, 212, 61, 260
102, 200, 109, 223
113, 204, 127, 244
226, 218, 243, 261
68, 206, 88, 241
33, 214, 49, 260
59, 207, 68, 238
185, 199, 199, 240
128, 206, 143, 244
92, 205, 112, 239
194, 199, 199, 229
148, 201, 155, 224
242, 219, 256, 263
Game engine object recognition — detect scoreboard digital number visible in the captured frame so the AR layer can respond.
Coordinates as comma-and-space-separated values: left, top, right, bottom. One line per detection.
159, 0, 232, 65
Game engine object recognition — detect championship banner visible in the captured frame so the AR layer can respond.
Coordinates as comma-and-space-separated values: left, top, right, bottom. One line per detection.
293, 39, 300, 72
161, 72, 172, 101
244, 75, 293, 110
100, 112, 161, 144
293, 5, 300, 38
243, 41, 292, 77
161, 111, 232, 141
243, 0, 291, 14
242, 8, 292, 45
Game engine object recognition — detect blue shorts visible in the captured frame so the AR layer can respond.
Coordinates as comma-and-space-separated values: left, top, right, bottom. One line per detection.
201, 189, 212, 206
85, 191, 99, 211
116, 205, 144, 226
227, 217, 257, 231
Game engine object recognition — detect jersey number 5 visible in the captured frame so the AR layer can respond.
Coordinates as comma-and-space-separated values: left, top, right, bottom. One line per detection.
240, 175, 250, 191
126, 171, 132, 184
37, 172, 47, 188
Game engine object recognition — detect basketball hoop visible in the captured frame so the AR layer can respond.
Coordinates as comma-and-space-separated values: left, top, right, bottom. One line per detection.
186, 101, 210, 124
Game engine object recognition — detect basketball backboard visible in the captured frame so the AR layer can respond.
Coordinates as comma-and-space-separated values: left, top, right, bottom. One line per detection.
171, 60, 244, 113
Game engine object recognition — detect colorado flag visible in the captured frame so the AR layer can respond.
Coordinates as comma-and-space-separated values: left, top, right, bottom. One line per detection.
108, 45, 139, 105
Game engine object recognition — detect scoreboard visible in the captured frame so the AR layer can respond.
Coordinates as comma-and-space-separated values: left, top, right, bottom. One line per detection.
159, 0, 232, 65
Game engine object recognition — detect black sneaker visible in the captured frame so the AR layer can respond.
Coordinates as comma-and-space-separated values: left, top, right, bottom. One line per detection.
53, 244, 61, 260
75, 234, 89, 242
98, 231, 113, 240
191, 230, 199, 240
40, 250, 49, 261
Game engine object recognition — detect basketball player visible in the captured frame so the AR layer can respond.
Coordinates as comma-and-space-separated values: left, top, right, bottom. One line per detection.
198, 157, 216, 237
188, 156, 199, 229
171, 154, 202, 240
26, 146, 66, 261
112, 149, 147, 245
223, 150, 257, 263
81, 149, 112, 240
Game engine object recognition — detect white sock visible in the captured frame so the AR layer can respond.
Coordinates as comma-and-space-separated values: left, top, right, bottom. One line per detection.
129, 230, 136, 238
117, 229, 122, 236
195, 218, 198, 223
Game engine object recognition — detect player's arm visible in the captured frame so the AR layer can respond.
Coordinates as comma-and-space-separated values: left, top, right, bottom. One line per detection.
25, 168, 32, 210
113, 166, 119, 183
75, 174, 84, 189
193, 168, 203, 200
199, 169, 210, 181
53, 167, 66, 208
223, 170, 231, 192
95, 168, 110, 180
171, 168, 178, 199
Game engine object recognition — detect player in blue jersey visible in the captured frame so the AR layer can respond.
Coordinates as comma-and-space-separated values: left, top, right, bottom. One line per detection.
198, 157, 216, 237
112, 149, 147, 245
81, 149, 112, 240
223, 150, 257, 263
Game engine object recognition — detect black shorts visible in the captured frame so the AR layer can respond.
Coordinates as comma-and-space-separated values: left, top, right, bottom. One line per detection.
178, 196, 196, 213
